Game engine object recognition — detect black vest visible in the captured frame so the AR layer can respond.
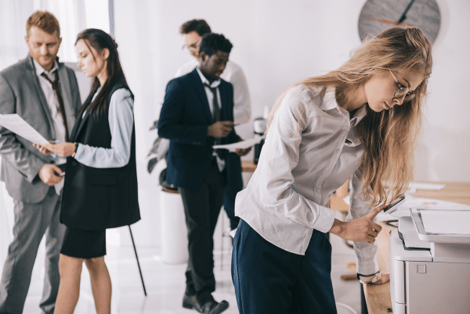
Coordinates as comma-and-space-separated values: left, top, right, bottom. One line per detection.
60, 79, 140, 230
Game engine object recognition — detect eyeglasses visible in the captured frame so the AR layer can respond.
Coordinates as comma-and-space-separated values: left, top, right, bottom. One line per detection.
389, 70, 416, 102
182, 39, 202, 52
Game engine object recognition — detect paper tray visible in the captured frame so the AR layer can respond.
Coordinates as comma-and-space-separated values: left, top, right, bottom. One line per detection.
410, 208, 470, 244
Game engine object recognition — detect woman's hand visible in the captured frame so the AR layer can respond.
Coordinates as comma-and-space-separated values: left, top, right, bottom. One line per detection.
33, 142, 53, 155
34, 142, 76, 157
368, 272, 390, 285
329, 205, 387, 243
359, 272, 391, 285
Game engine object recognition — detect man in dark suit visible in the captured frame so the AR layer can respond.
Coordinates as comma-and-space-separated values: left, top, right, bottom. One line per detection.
0, 11, 81, 314
159, 33, 249, 314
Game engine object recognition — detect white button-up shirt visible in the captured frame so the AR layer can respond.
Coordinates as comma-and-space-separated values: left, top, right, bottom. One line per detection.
235, 84, 379, 275
33, 59, 66, 194
176, 59, 251, 125
33, 59, 67, 154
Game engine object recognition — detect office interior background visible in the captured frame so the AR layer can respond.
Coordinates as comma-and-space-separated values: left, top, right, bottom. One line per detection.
0, 0, 469, 313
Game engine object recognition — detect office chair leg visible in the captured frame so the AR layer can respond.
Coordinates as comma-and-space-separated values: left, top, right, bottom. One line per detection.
220, 211, 224, 271
128, 225, 147, 296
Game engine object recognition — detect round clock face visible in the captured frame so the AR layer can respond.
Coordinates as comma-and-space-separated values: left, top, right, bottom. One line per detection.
358, 0, 441, 44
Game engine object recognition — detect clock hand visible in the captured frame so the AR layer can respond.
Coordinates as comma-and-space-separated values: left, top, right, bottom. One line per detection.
397, 0, 416, 24
362, 16, 412, 27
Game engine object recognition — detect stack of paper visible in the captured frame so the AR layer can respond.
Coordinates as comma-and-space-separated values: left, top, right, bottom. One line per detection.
420, 210, 470, 234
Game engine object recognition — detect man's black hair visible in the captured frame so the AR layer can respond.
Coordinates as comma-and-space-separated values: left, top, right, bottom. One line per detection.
180, 19, 211, 36
199, 33, 233, 57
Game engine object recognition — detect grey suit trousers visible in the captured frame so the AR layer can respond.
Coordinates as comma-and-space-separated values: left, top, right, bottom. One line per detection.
0, 187, 64, 314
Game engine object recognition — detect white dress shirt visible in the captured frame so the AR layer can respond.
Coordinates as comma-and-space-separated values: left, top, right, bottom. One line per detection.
235, 84, 379, 275
176, 58, 251, 125
196, 67, 225, 172
33, 59, 66, 194
74, 88, 134, 169
33, 60, 67, 157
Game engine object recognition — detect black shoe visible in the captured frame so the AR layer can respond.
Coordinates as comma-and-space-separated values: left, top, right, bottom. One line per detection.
182, 295, 229, 314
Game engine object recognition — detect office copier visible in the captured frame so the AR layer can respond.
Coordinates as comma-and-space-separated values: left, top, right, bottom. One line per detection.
390, 209, 470, 314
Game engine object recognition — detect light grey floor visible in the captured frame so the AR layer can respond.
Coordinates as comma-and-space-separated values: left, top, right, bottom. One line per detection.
22, 211, 361, 314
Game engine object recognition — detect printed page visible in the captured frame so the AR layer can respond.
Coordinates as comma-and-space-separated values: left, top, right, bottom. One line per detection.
0, 114, 49, 145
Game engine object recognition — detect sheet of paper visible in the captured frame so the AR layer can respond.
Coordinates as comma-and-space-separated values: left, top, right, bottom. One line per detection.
389, 195, 470, 218
213, 136, 264, 152
0, 114, 49, 145
420, 210, 470, 234
343, 194, 470, 219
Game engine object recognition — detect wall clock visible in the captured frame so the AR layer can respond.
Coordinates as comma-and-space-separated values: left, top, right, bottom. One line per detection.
358, 0, 441, 44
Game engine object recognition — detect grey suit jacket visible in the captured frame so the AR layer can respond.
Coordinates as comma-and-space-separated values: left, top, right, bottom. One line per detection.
0, 54, 82, 204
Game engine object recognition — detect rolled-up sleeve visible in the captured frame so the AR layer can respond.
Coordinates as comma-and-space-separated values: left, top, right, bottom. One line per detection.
347, 164, 379, 275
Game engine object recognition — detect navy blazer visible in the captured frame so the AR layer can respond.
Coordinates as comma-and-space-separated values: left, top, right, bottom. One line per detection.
158, 68, 241, 190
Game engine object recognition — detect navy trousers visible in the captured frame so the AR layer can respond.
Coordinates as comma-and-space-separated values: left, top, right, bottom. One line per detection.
223, 153, 243, 230
231, 219, 337, 314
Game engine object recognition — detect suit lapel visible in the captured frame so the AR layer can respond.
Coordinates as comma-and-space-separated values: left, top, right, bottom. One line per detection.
70, 89, 96, 141
189, 69, 213, 123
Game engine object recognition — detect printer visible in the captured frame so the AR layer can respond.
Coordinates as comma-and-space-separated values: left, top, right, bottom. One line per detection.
390, 208, 470, 314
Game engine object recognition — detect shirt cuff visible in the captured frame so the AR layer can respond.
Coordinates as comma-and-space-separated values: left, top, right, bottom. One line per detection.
74, 143, 85, 161
312, 206, 336, 233
356, 257, 379, 275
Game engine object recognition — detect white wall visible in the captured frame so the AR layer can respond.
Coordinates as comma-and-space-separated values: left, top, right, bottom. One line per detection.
415, 0, 470, 181
113, 0, 470, 246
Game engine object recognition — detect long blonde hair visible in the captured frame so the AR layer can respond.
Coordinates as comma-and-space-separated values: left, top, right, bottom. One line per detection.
267, 27, 432, 206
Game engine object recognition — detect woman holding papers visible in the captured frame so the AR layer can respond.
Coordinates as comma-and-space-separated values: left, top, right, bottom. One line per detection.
231, 27, 433, 313
34, 28, 140, 314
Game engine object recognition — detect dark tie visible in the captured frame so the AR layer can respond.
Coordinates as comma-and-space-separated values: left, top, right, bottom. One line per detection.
204, 84, 224, 162
41, 71, 70, 142
204, 84, 220, 123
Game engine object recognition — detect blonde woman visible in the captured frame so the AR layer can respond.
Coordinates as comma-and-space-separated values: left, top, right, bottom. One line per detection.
231, 27, 432, 313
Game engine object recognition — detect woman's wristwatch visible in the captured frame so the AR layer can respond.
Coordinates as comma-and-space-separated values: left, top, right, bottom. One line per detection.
357, 271, 381, 283
71, 143, 78, 158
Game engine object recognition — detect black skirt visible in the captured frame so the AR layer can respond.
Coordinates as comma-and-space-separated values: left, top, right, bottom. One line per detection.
61, 227, 106, 259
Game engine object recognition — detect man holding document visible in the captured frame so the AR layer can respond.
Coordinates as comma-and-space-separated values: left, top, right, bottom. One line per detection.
0, 11, 81, 314
159, 33, 249, 314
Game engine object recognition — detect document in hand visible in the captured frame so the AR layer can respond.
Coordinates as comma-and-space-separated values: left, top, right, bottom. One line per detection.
0, 114, 49, 145
213, 136, 265, 152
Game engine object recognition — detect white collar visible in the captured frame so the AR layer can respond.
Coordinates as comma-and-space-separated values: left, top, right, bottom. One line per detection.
33, 58, 58, 77
320, 89, 339, 111
196, 67, 221, 88
350, 105, 367, 127
321, 88, 366, 126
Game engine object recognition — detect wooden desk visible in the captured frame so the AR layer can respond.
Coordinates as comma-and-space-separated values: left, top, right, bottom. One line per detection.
241, 160, 257, 172
363, 181, 470, 314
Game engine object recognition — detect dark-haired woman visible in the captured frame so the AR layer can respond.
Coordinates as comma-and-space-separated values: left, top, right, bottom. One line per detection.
34, 28, 140, 314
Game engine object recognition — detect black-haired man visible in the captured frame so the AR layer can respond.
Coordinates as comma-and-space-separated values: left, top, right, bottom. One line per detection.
177, 19, 251, 231
159, 33, 249, 314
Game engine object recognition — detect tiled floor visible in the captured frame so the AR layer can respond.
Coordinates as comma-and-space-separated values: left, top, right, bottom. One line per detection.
22, 211, 361, 314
